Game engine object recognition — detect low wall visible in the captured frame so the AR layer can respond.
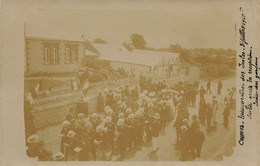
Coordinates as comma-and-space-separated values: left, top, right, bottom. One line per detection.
31, 78, 138, 129
32, 96, 98, 129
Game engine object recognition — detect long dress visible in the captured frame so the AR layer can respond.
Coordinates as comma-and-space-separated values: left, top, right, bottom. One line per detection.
167, 99, 175, 121
212, 100, 218, 126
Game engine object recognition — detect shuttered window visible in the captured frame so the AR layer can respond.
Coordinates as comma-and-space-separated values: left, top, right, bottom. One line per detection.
44, 47, 51, 64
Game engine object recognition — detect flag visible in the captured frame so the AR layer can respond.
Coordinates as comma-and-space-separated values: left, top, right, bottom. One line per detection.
73, 80, 78, 90
82, 81, 89, 90
35, 82, 40, 93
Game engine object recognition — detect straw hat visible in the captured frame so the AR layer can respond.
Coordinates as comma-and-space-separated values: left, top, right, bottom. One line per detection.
105, 116, 112, 123
77, 113, 85, 119
117, 118, 125, 126
128, 113, 135, 119
96, 125, 103, 133
118, 112, 125, 118
53, 152, 64, 161
104, 106, 111, 112
62, 120, 70, 128
67, 130, 76, 138
117, 100, 123, 105
121, 103, 126, 109
139, 93, 145, 98
159, 100, 164, 104
181, 125, 188, 131
125, 108, 132, 113
139, 108, 144, 114
135, 110, 141, 117
27, 135, 40, 144
153, 113, 160, 119
161, 89, 167, 93
84, 121, 93, 127
91, 113, 99, 118
172, 90, 178, 94
148, 102, 154, 108
182, 119, 189, 123
145, 97, 151, 102
78, 119, 85, 124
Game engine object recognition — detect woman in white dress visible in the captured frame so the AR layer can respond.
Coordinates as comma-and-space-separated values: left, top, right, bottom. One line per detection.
211, 96, 218, 128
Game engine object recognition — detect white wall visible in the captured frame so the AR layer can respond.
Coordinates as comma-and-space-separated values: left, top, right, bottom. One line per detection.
110, 62, 151, 75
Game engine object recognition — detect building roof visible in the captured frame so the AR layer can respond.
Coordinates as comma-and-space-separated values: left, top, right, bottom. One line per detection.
130, 49, 180, 66
25, 36, 88, 43
93, 44, 180, 67
85, 49, 100, 56
93, 43, 130, 61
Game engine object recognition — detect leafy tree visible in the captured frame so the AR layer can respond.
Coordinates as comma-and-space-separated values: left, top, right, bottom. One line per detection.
81, 57, 102, 69
130, 34, 147, 49
179, 49, 190, 62
169, 44, 182, 52
122, 41, 133, 51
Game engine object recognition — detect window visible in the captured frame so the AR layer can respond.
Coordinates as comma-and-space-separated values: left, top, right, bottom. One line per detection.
65, 45, 78, 63
44, 48, 50, 64
72, 50, 76, 63
52, 48, 58, 63
43, 42, 59, 64
66, 48, 71, 63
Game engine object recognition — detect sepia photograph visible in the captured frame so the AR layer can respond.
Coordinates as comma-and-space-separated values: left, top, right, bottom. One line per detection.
22, 8, 238, 162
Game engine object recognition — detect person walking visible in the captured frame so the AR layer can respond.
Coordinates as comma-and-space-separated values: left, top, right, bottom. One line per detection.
206, 103, 213, 132
199, 86, 206, 99
217, 80, 223, 95
223, 103, 231, 128
191, 129, 205, 159
198, 98, 206, 125
212, 96, 219, 129
206, 80, 212, 94
179, 125, 189, 161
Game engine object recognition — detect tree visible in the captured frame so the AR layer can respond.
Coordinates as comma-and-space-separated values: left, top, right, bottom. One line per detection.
122, 41, 133, 51
93, 38, 108, 44
169, 44, 182, 52
179, 49, 190, 63
130, 34, 147, 49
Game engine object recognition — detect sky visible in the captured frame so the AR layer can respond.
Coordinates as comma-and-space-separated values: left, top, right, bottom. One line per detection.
26, 8, 237, 49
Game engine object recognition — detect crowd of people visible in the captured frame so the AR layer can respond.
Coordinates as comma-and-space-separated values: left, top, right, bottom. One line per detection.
25, 77, 235, 161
